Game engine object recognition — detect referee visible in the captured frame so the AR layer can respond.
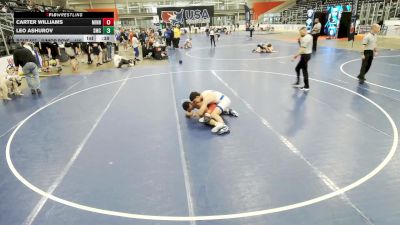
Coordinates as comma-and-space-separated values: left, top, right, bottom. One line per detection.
311, 18, 321, 52
357, 24, 381, 84
292, 27, 313, 91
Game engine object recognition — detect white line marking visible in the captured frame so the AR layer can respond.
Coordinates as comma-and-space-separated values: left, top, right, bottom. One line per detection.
169, 73, 196, 225
0, 77, 85, 140
211, 70, 376, 224
345, 114, 392, 137
5, 70, 398, 221
356, 85, 400, 103
340, 55, 400, 93
186, 52, 292, 61
307, 96, 391, 138
373, 73, 396, 78
375, 61, 400, 67
191, 43, 256, 50
333, 79, 348, 84
185, 44, 292, 61
21, 76, 129, 225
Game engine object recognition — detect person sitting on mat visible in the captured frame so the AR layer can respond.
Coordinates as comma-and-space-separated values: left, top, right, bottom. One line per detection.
183, 38, 192, 49
5, 65, 23, 96
187, 90, 238, 134
0, 70, 11, 101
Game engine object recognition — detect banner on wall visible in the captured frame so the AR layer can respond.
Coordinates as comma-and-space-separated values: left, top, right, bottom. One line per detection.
349, 0, 358, 41
325, 5, 351, 38
157, 6, 214, 26
244, 4, 251, 25
306, 9, 315, 33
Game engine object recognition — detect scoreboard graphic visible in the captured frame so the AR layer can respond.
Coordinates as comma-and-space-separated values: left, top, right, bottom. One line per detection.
13, 12, 115, 42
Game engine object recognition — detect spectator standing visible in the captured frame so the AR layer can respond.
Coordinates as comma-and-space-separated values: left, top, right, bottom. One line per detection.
209, 28, 216, 47
173, 25, 181, 49
132, 34, 140, 60
13, 45, 42, 95
165, 27, 173, 49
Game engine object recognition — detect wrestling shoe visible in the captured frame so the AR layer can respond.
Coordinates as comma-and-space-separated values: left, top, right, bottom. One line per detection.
228, 109, 239, 117
223, 109, 238, 117
211, 122, 225, 133
217, 125, 230, 135
199, 113, 211, 123
300, 87, 309, 91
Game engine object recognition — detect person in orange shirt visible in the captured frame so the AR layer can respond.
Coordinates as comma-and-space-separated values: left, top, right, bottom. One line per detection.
129, 30, 134, 47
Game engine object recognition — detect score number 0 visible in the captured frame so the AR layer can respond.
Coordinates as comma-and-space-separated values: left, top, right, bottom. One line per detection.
102, 18, 114, 35
103, 18, 114, 26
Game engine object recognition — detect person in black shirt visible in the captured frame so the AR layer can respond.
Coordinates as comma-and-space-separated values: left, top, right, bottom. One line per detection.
119, 30, 128, 51
36, 42, 50, 72
13, 46, 42, 95
139, 30, 147, 46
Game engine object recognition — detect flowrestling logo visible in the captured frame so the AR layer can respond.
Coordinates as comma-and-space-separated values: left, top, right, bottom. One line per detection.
158, 7, 213, 25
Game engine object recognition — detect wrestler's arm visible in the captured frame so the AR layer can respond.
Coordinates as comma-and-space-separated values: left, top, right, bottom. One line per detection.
195, 96, 212, 117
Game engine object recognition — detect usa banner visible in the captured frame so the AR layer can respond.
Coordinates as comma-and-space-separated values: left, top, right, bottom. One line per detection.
157, 6, 214, 26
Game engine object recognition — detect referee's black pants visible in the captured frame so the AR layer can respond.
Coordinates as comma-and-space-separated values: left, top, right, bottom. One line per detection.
295, 54, 311, 88
312, 34, 319, 52
173, 38, 180, 48
358, 50, 374, 81
210, 35, 216, 46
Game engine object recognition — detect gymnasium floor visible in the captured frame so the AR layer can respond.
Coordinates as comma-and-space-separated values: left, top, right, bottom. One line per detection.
0, 32, 399, 225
